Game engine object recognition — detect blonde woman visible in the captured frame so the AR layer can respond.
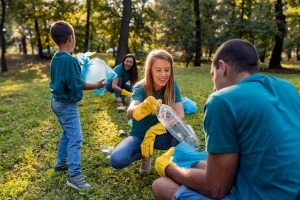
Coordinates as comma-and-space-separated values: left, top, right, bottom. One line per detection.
110, 49, 184, 172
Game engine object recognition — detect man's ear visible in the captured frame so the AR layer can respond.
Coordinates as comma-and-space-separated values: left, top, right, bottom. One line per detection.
68, 35, 73, 42
218, 60, 227, 77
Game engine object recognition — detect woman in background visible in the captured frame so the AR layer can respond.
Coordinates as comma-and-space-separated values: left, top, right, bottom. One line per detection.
106, 54, 138, 106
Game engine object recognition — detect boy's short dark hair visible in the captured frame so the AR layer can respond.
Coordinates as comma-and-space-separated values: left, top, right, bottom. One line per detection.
213, 39, 259, 74
50, 20, 74, 45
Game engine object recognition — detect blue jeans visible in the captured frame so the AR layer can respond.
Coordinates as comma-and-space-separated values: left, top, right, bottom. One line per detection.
110, 133, 179, 169
50, 96, 82, 176
173, 185, 230, 200
106, 78, 132, 98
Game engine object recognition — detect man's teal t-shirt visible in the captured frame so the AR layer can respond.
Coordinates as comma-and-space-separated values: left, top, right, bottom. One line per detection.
130, 80, 182, 138
204, 73, 300, 199
114, 64, 130, 84
50, 52, 86, 103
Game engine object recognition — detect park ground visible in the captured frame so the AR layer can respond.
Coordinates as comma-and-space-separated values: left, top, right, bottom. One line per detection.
0, 54, 299, 199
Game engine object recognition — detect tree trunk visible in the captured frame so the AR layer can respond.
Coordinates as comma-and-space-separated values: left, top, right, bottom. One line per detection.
115, 0, 131, 65
84, 0, 91, 53
297, 42, 300, 60
209, 47, 213, 60
193, 0, 201, 66
186, 55, 193, 68
259, 48, 266, 63
287, 50, 291, 61
35, 19, 43, 58
269, 0, 286, 69
240, 0, 245, 38
44, 20, 51, 58
0, 0, 7, 72
22, 33, 27, 54
29, 29, 34, 55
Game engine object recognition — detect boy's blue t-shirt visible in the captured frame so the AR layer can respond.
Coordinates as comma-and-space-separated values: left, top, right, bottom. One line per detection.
130, 80, 182, 138
114, 64, 130, 84
204, 73, 300, 199
50, 52, 86, 103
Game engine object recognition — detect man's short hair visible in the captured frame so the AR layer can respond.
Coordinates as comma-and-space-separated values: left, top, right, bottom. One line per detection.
213, 39, 259, 74
50, 21, 74, 45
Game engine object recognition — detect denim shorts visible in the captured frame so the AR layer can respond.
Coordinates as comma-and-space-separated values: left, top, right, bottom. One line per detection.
173, 185, 230, 200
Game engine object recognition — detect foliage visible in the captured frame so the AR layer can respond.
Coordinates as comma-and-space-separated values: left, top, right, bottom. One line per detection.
2, 0, 300, 69
0, 54, 299, 199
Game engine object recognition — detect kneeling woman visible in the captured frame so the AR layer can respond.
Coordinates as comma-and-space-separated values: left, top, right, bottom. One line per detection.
110, 49, 184, 173
106, 54, 138, 106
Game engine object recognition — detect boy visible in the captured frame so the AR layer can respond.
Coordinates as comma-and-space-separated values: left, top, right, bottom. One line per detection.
49, 20, 106, 189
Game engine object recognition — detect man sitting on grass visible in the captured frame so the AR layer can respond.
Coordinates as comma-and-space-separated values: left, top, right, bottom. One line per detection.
152, 39, 300, 200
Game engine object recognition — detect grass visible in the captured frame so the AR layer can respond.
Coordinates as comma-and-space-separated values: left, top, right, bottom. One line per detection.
0, 53, 299, 199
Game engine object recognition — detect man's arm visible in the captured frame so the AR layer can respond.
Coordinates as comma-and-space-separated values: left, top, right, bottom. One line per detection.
166, 152, 239, 199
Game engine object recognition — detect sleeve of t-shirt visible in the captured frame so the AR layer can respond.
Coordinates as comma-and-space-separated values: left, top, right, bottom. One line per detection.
132, 84, 145, 103
66, 57, 86, 92
114, 65, 123, 77
174, 80, 182, 103
203, 94, 240, 153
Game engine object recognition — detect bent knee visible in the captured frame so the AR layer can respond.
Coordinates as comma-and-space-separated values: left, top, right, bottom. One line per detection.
152, 177, 168, 192
110, 153, 127, 169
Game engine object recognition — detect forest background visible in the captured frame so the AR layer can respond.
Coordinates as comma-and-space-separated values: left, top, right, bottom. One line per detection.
1, 0, 300, 71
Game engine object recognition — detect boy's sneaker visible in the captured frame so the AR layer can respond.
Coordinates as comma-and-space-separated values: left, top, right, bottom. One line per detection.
54, 164, 68, 171
66, 173, 91, 190
139, 155, 153, 173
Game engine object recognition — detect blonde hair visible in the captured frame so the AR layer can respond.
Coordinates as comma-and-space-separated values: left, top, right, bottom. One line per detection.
137, 49, 176, 108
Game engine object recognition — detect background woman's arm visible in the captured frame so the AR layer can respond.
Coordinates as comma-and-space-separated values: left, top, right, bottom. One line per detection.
111, 77, 123, 93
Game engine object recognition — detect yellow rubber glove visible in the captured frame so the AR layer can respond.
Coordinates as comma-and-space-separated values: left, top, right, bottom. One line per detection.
133, 96, 162, 121
141, 123, 166, 157
121, 89, 132, 99
155, 147, 177, 176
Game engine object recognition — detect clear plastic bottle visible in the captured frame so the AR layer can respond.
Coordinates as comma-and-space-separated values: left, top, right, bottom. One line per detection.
156, 104, 200, 148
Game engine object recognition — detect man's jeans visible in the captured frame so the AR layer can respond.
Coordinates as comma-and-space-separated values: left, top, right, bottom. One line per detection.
50, 96, 82, 176
106, 77, 132, 98
110, 133, 179, 169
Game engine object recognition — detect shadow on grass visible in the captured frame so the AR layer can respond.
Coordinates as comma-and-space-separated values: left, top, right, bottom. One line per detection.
0, 54, 51, 83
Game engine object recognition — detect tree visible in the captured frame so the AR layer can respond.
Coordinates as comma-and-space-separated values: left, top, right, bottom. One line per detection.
281, 3, 300, 60
0, 0, 7, 72
115, 0, 131, 65
269, 0, 286, 69
84, 0, 91, 53
193, 0, 201, 66
155, 0, 196, 67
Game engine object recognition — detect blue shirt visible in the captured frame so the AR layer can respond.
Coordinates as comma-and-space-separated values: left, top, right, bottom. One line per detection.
114, 64, 130, 84
130, 80, 182, 138
204, 73, 300, 199
50, 52, 86, 103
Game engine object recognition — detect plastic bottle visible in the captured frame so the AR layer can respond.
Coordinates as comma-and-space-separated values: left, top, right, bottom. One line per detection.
156, 104, 200, 148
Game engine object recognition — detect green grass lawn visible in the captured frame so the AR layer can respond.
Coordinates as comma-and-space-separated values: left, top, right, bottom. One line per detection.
0, 54, 299, 199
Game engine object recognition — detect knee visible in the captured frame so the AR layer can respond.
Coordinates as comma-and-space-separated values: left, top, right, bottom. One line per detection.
152, 177, 166, 196
110, 153, 124, 169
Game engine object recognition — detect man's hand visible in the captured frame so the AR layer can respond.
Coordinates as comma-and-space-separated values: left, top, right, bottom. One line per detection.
133, 96, 162, 121
96, 79, 106, 89
121, 89, 132, 99
155, 147, 177, 176
141, 123, 166, 157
